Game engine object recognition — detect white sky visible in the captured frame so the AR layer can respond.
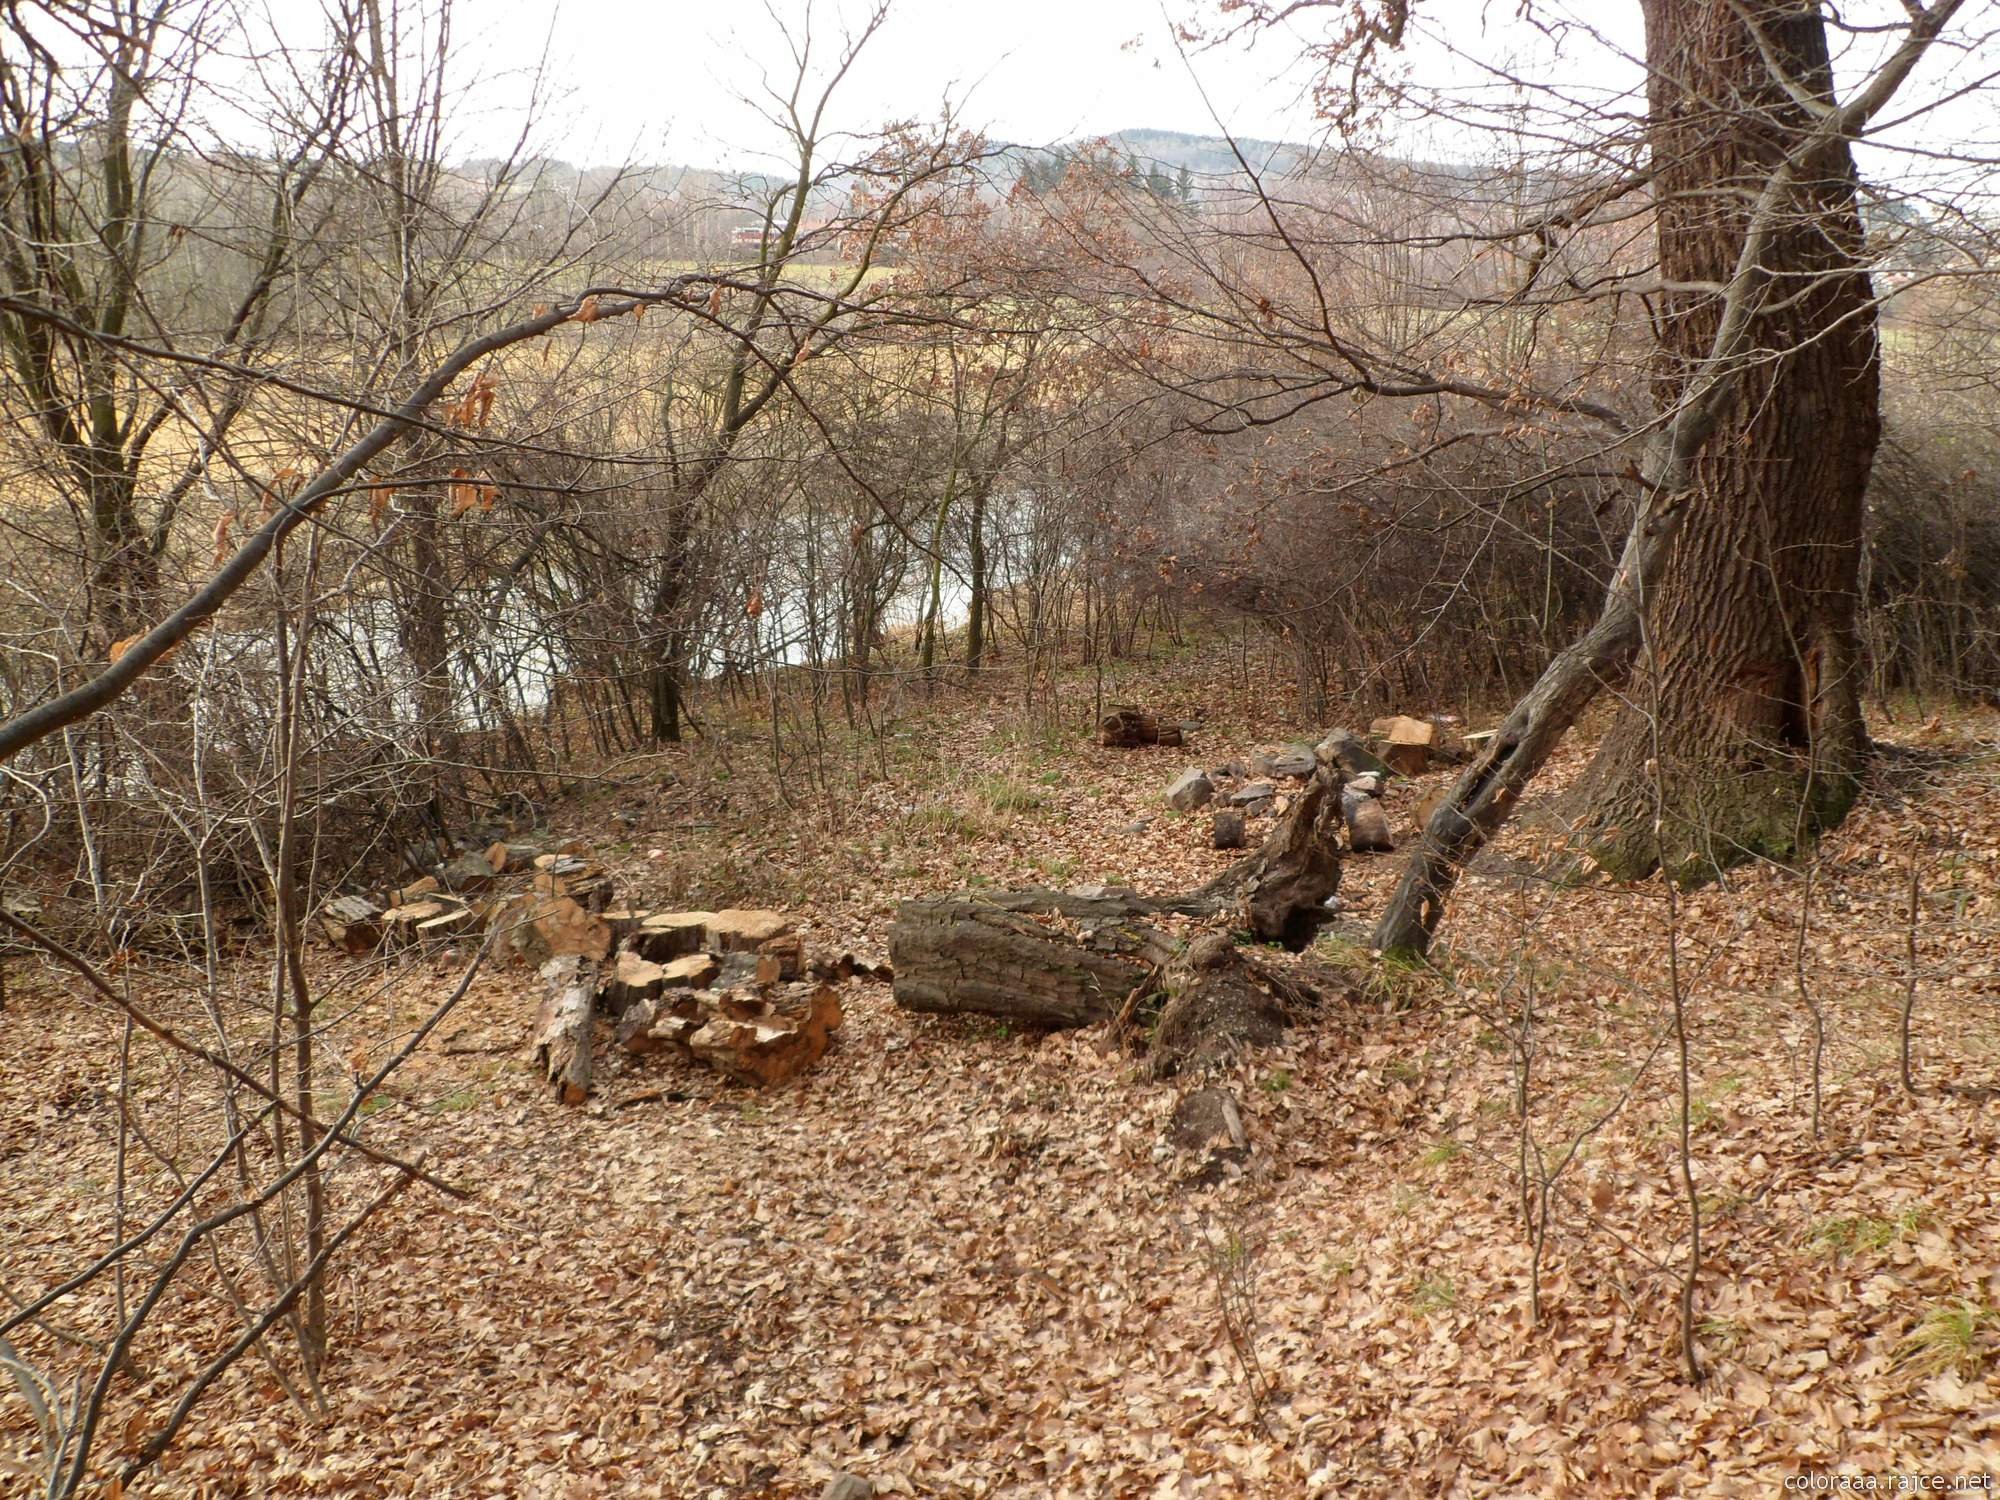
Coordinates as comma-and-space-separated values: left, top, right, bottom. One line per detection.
435, 0, 1583, 168
244, 0, 1993, 196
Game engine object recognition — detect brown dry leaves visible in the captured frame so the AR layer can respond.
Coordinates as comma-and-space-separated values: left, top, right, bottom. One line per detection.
1, 658, 1997, 1496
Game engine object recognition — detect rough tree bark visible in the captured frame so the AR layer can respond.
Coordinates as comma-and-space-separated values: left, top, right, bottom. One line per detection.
1574, 0, 1881, 883
1374, 0, 1960, 954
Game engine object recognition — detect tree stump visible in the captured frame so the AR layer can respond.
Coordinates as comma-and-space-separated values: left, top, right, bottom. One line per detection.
1168, 766, 1344, 948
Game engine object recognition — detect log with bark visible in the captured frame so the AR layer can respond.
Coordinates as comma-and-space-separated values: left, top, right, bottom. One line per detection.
1098, 706, 1185, 749
535, 956, 597, 1105
890, 887, 1175, 1028
890, 773, 1341, 1074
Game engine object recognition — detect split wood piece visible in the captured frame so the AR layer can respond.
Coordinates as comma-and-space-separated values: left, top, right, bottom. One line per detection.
535, 956, 596, 1105
415, 906, 480, 942
628, 911, 713, 962
316, 895, 385, 956
808, 951, 894, 983
393, 874, 442, 904
490, 893, 612, 964
600, 951, 666, 1011
688, 983, 843, 1087
532, 865, 615, 912
484, 840, 544, 875
1098, 706, 1184, 749
440, 851, 501, 894
662, 952, 720, 988
381, 899, 467, 947
1164, 767, 1344, 949
890, 887, 1175, 1028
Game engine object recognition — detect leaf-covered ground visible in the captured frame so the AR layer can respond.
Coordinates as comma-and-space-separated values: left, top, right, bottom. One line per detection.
4, 650, 1998, 1496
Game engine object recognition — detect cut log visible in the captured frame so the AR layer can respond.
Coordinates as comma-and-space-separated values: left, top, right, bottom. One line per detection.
705, 908, 792, 951
660, 952, 720, 989
391, 874, 441, 906
891, 887, 1174, 1027
600, 951, 666, 1011
1345, 791, 1396, 853
484, 840, 543, 875
629, 911, 713, 962
531, 862, 615, 912
441, 852, 500, 894
1170, 767, 1343, 949
687, 983, 843, 1087
316, 895, 385, 956
1099, 706, 1184, 749
534, 956, 596, 1105
490, 894, 612, 964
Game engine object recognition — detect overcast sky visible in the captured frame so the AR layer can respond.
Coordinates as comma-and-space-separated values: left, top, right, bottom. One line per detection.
240, 0, 1992, 195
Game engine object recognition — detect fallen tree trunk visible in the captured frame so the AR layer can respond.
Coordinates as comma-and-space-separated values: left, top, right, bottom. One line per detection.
891, 781, 1341, 1071
535, 956, 596, 1105
890, 887, 1174, 1027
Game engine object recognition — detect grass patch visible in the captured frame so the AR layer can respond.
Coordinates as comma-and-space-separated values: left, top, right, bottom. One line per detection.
1419, 1136, 1465, 1170
1408, 1275, 1459, 1316
975, 775, 1048, 815
1897, 1298, 1990, 1376
1812, 1205, 1928, 1257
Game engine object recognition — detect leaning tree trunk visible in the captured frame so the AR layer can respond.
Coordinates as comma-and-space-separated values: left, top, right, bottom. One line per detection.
1576, 0, 1880, 883
1375, 0, 1906, 954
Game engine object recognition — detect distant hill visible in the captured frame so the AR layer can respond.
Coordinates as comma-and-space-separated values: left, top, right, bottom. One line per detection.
1094, 128, 1309, 178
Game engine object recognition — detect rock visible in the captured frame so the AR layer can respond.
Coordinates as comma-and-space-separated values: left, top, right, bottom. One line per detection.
1251, 745, 1317, 779
1316, 729, 1390, 778
1346, 772, 1385, 800
1230, 781, 1276, 809
1346, 795, 1396, 853
821, 1476, 875, 1500
1212, 810, 1247, 849
1165, 768, 1213, 812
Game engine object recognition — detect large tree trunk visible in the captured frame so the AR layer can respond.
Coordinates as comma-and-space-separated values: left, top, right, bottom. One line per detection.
1375, 0, 1897, 953
1576, 0, 1880, 882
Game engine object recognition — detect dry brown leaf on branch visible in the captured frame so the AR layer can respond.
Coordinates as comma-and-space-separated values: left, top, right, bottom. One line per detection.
572, 294, 601, 324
